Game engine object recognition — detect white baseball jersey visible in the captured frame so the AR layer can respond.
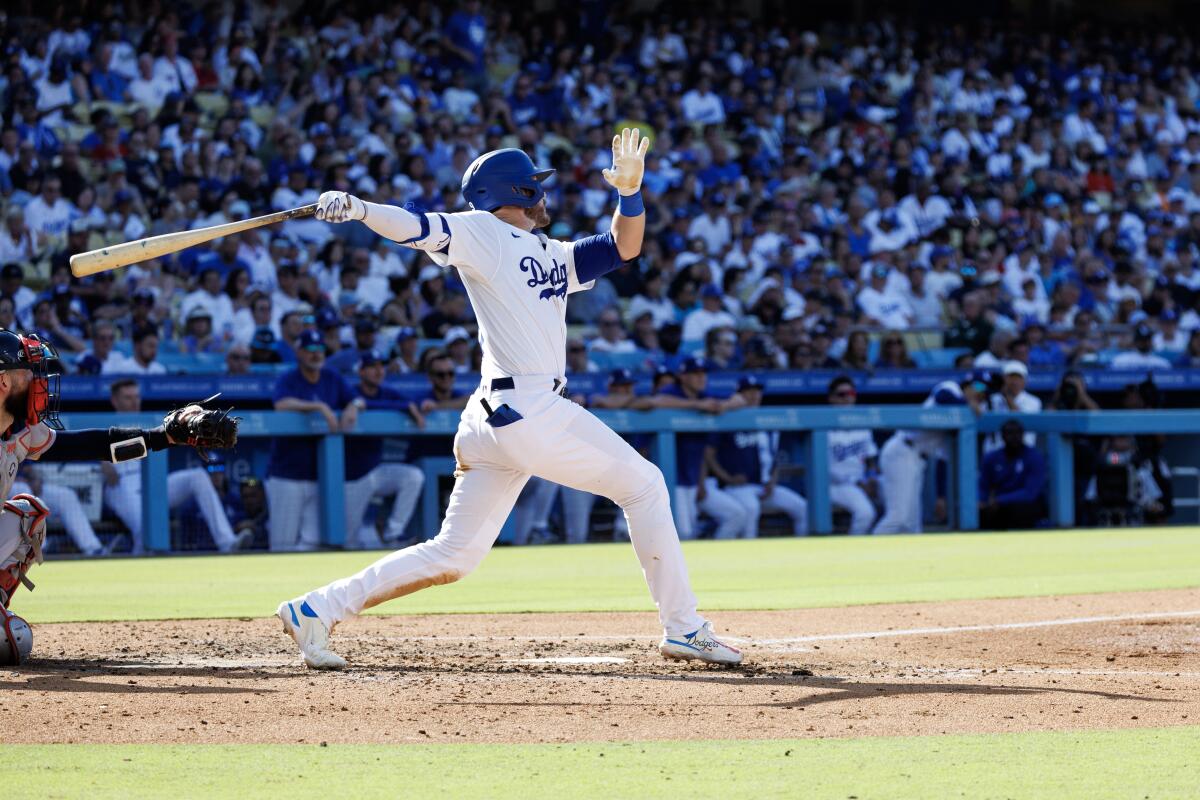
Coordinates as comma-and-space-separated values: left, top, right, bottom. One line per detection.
0, 423, 56, 497
903, 379, 966, 458
418, 210, 595, 379
827, 429, 877, 485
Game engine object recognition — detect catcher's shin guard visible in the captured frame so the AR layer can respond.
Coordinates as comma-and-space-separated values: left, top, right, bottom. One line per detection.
0, 493, 50, 609
0, 608, 32, 665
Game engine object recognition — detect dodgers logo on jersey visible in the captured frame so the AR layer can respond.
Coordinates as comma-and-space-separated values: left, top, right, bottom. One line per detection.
519, 255, 568, 301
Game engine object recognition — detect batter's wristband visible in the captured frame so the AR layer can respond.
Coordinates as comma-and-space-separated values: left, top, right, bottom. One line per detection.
617, 191, 644, 217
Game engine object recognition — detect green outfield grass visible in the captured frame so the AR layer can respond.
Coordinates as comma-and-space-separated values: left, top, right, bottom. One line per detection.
19, 526, 1200, 623
9, 726, 1200, 800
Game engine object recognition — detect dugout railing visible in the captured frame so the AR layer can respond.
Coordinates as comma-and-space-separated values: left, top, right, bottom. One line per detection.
54, 408, 1200, 551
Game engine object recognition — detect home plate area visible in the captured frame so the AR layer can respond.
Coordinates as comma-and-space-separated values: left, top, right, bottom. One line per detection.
3, 588, 1197, 745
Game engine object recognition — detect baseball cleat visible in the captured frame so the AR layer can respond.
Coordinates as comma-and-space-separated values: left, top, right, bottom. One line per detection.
277, 599, 347, 670
659, 622, 743, 666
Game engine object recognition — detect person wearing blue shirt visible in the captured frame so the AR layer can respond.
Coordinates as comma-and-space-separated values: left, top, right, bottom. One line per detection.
650, 357, 748, 539
441, 0, 487, 76
709, 376, 808, 537
342, 350, 426, 549
266, 329, 361, 551
979, 420, 1047, 530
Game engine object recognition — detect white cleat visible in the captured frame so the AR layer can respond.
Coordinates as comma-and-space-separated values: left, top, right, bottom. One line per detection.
659, 622, 743, 666
276, 599, 347, 670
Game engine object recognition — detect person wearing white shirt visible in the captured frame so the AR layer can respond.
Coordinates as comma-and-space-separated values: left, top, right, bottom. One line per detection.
1111, 324, 1173, 370
687, 201, 732, 256
127, 53, 173, 112
1002, 245, 1045, 302
681, 77, 726, 125
904, 264, 943, 328
181, 269, 237, 341
682, 285, 737, 343
826, 376, 879, 534
23, 177, 73, 241
0, 207, 39, 265
985, 361, 1042, 451
1153, 311, 1188, 352
153, 38, 198, 94
1013, 277, 1051, 325
857, 266, 914, 329
974, 329, 1015, 369
589, 308, 639, 356
897, 183, 952, 238
628, 269, 675, 329
123, 327, 168, 375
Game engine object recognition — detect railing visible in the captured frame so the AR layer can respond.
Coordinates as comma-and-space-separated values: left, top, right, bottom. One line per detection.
54, 408, 1200, 551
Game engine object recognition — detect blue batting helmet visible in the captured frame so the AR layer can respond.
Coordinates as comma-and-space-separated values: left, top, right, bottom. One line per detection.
461, 149, 555, 211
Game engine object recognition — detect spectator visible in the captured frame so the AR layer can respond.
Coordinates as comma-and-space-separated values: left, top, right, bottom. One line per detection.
840, 330, 871, 371
589, 308, 637, 357
225, 343, 252, 375
343, 350, 425, 549
974, 330, 1015, 369
825, 375, 879, 535
267, 329, 361, 551
978, 420, 1047, 530
77, 320, 132, 374
443, 325, 473, 373
681, 284, 737, 343
985, 361, 1042, 451
650, 356, 746, 540
875, 332, 916, 369
904, 264, 942, 327
945, 293, 994, 354
857, 264, 913, 329
102, 379, 246, 553
24, 175, 72, 243
565, 337, 599, 374
704, 326, 738, 370
29, 298, 85, 354
710, 376, 808, 538
1111, 323, 1172, 370
0, 209, 39, 265
417, 351, 470, 413
122, 325, 167, 374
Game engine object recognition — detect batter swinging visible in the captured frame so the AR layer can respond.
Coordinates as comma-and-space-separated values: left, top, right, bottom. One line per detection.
278, 129, 742, 669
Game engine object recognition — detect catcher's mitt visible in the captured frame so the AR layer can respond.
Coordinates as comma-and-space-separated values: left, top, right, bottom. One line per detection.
163, 393, 240, 462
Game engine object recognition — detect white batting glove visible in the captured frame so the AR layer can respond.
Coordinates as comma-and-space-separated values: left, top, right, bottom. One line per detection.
602, 127, 650, 196
316, 191, 366, 223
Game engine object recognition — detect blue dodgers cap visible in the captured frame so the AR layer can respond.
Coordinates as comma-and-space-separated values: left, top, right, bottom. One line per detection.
298, 329, 325, 352
1135, 322, 1154, 339
1161, 308, 1179, 322
608, 367, 634, 385
679, 356, 708, 373
700, 284, 723, 299
357, 349, 387, 369
315, 308, 340, 330
393, 326, 417, 341
737, 374, 764, 392
250, 326, 276, 348
966, 368, 994, 390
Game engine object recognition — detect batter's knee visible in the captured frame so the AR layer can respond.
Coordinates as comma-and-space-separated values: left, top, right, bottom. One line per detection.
609, 459, 669, 510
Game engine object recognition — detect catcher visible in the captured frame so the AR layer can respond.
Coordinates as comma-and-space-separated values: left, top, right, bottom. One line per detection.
0, 328, 238, 665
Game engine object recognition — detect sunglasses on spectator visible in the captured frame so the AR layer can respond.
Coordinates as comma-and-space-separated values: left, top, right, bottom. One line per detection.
228, 353, 250, 361
832, 389, 857, 399
568, 346, 585, 353
431, 369, 455, 378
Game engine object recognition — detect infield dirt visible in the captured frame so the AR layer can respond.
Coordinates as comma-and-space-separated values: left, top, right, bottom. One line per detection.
4, 588, 1198, 744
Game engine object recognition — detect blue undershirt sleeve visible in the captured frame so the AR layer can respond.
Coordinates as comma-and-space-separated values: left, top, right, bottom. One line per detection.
573, 232, 625, 283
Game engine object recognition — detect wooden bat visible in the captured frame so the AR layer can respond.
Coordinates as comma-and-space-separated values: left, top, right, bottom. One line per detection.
69, 203, 319, 277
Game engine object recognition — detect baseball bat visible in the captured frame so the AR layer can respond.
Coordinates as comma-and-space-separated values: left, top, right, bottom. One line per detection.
69, 203, 319, 278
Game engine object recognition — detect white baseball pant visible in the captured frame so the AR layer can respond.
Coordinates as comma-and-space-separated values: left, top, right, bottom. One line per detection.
265, 477, 320, 551
511, 476, 560, 545
726, 483, 809, 538
672, 478, 748, 540
561, 486, 596, 543
343, 463, 426, 547
13, 480, 102, 555
105, 468, 238, 551
829, 483, 877, 535
302, 377, 708, 636
872, 434, 924, 534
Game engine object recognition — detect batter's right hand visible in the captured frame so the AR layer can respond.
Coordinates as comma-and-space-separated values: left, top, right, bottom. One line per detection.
316, 191, 366, 223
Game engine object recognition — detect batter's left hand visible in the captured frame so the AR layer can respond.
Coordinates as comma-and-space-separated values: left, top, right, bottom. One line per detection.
602, 127, 650, 196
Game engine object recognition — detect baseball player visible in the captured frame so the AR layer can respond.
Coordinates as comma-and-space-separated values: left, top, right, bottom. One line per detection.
872, 371, 988, 534
343, 350, 425, 549
278, 129, 742, 668
825, 375, 879, 535
266, 329, 360, 552
102, 379, 245, 554
0, 329, 237, 664
710, 376, 809, 538
652, 357, 748, 541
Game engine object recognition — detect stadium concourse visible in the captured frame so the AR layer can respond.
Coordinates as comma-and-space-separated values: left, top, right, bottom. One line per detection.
0, 4, 1198, 552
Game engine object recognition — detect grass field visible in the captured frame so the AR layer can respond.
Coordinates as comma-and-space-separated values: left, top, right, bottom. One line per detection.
12, 727, 1200, 799
20, 526, 1200, 623
7, 527, 1200, 798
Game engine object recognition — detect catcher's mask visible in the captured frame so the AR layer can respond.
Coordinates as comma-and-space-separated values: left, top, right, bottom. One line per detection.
0, 330, 63, 431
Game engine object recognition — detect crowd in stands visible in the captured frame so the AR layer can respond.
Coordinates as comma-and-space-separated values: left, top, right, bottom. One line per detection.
2, 5, 1200, 379
0, 4, 1194, 552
